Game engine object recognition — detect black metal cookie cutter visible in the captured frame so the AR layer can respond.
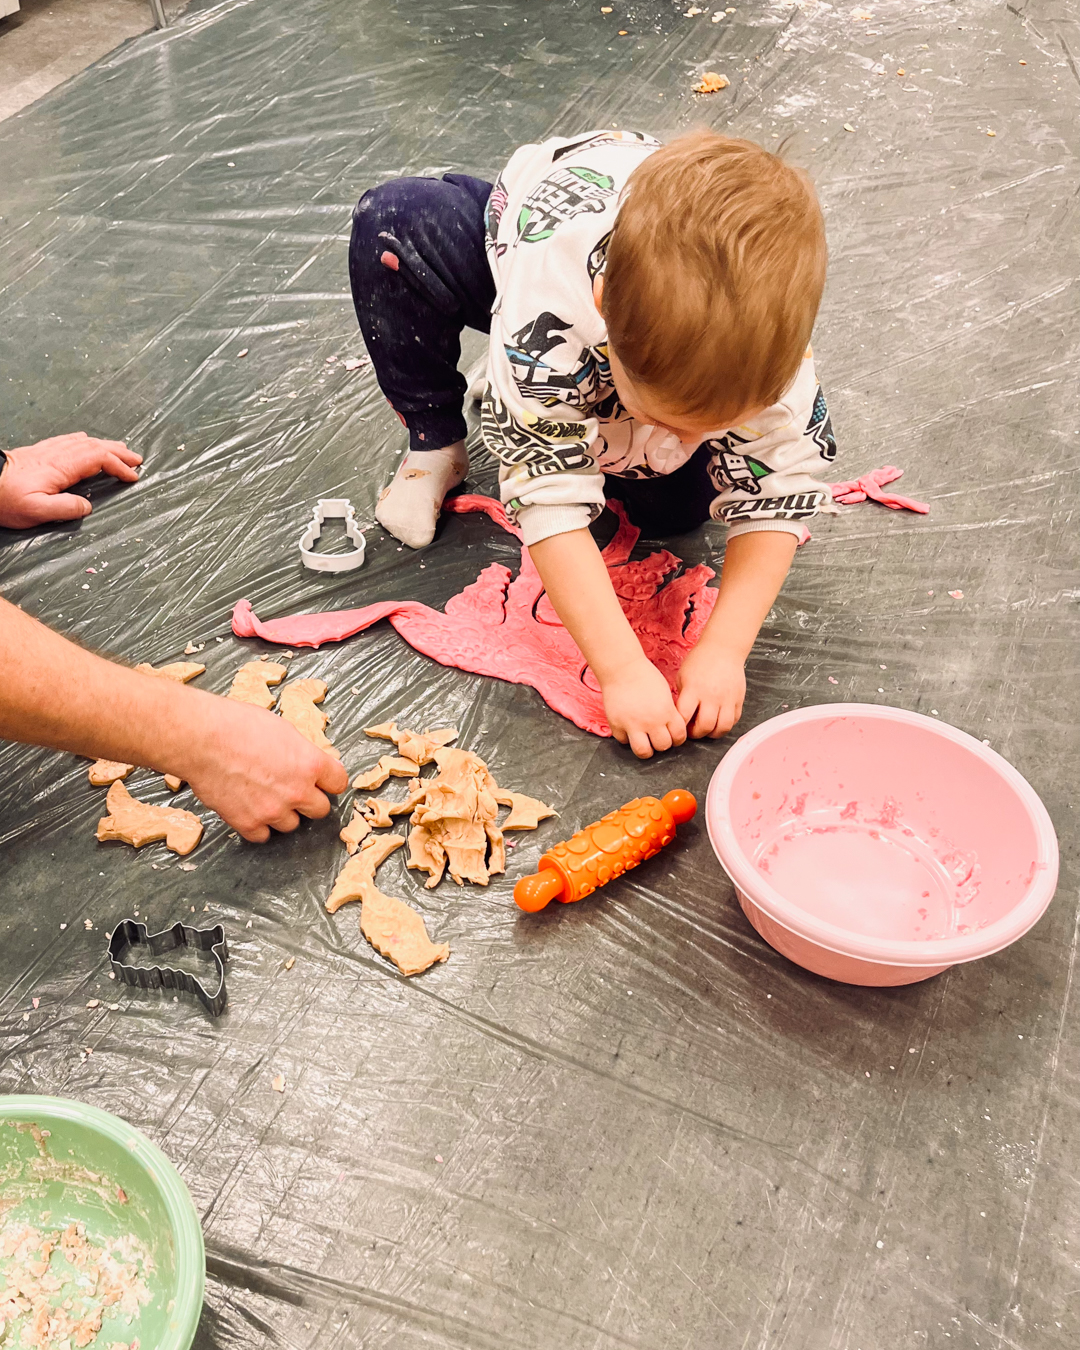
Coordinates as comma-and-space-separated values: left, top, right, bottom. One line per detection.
108, 920, 229, 1016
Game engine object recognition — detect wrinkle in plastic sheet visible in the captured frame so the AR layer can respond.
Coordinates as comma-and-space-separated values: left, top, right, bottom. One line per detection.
0, 1, 1077, 1346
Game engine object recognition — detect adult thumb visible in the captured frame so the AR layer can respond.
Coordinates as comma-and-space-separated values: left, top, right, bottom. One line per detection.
35, 492, 93, 523
317, 755, 350, 795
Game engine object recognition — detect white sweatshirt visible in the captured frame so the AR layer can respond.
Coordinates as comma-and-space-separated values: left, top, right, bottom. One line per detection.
481, 129, 837, 547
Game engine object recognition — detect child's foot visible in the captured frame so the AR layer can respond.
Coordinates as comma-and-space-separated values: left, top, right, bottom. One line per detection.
375, 443, 467, 549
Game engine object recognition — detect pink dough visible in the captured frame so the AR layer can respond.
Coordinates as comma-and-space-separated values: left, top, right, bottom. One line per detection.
232, 496, 717, 737
829, 465, 929, 513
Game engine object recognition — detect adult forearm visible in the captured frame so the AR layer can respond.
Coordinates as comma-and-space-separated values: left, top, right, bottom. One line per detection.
698, 530, 798, 662
527, 528, 646, 680
0, 597, 210, 774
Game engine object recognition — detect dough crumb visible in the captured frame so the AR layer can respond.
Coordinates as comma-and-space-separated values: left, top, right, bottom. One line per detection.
693, 71, 729, 92
272, 1074, 285, 1092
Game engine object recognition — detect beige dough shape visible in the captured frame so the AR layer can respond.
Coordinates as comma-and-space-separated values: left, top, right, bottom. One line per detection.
494, 790, 558, 831
278, 678, 339, 757
361, 886, 449, 977
96, 780, 203, 856
326, 833, 406, 912
136, 660, 206, 683
352, 755, 420, 791
163, 774, 184, 792
88, 759, 133, 786
325, 834, 448, 976
228, 660, 288, 709
340, 805, 373, 854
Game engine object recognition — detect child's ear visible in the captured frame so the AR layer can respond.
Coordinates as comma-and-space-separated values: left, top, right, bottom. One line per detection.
592, 274, 604, 315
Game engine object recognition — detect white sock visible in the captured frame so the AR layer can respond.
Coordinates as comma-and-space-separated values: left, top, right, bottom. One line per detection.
375, 443, 468, 549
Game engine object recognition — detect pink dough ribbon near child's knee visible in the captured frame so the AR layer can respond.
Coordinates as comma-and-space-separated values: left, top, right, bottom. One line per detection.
829, 464, 930, 513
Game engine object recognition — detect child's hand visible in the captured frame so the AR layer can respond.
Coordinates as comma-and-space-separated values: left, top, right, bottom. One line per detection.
603, 659, 688, 758
675, 646, 746, 739
0, 432, 142, 529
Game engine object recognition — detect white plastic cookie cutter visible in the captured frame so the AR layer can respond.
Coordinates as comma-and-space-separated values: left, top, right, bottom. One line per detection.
298, 498, 367, 572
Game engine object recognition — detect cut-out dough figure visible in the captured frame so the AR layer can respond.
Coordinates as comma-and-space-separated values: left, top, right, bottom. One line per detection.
227, 660, 288, 709
325, 833, 448, 977
135, 660, 206, 683
96, 780, 203, 855
277, 678, 339, 757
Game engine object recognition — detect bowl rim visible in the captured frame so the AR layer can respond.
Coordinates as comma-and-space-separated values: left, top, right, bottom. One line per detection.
706, 703, 1060, 966
0, 1094, 205, 1350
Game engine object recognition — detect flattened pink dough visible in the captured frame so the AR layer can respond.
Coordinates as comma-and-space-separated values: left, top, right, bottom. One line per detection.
232, 496, 718, 737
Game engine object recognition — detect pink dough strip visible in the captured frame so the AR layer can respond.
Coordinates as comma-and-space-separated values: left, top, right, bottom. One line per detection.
829, 465, 930, 514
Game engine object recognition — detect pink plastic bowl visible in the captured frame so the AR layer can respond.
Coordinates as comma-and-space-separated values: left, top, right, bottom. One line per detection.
706, 704, 1059, 986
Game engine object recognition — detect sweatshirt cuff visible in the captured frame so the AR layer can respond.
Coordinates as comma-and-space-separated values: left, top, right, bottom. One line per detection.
726, 518, 812, 546
515, 502, 597, 547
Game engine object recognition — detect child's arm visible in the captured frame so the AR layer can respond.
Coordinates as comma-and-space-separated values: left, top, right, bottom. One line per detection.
528, 529, 687, 758
674, 530, 797, 738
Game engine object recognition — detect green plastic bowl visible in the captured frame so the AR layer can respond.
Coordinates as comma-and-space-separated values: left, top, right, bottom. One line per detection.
0, 1095, 204, 1350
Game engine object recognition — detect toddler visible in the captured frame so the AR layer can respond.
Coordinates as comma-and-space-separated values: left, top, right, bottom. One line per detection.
349, 129, 836, 757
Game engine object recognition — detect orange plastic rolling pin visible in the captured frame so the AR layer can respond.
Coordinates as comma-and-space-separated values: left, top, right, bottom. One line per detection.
513, 789, 697, 913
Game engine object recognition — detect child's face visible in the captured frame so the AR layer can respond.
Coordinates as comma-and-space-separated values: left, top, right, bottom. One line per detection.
594, 277, 762, 440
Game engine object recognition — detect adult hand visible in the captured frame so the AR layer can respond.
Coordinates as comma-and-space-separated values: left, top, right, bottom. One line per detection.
0, 432, 142, 528
177, 698, 350, 842
602, 658, 687, 759
674, 645, 746, 739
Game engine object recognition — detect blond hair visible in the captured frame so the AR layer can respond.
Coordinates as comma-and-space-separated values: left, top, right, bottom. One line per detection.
601, 130, 826, 423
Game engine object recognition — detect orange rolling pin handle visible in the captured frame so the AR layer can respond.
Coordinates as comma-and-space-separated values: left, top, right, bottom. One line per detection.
513, 789, 697, 913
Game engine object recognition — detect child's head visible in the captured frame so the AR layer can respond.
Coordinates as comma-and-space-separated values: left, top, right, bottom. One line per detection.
598, 129, 827, 438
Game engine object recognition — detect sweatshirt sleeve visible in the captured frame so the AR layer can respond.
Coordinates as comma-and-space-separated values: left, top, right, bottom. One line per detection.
705, 351, 838, 546
482, 366, 609, 548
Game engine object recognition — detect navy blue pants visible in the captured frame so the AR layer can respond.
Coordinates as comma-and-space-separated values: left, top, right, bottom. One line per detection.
349, 174, 714, 537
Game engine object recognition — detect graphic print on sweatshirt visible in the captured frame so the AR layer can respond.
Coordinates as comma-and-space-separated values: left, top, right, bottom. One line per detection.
806, 385, 837, 461
482, 391, 593, 476
516, 166, 616, 244
485, 175, 510, 257
704, 432, 776, 497
504, 312, 612, 409
551, 129, 660, 162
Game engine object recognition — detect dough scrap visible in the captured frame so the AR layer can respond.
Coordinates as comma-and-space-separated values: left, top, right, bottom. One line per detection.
362, 729, 554, 889
340, 804, 373, 854
163, 774, 183, 792
88, 759, 133, 786
278, 678, 339, 757
407, 823, 446, 889
227, 660, 288, 708
96, 780, 203, 855
363, 721, 458, 767
494, 790, 558, 831
136, 660, 206, 683
352, 755, 421, 791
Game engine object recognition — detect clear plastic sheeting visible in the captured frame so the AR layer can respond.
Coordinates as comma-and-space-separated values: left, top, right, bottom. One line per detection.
0, 1, 1077, 1346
